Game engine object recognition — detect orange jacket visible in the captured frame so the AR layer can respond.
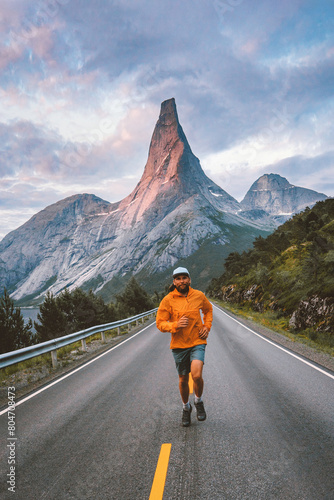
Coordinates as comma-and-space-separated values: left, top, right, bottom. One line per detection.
156, 287, 213, 349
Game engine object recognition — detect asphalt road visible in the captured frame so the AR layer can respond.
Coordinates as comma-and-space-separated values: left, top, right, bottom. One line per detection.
0, 304, 333, 499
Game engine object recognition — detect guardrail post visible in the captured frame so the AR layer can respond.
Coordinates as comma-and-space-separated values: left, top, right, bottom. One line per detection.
81, 339, 87, 352
128, 323, 131, 332
51, 350, 58, 369
117, 327, 121, 335
101, 331, 106, 343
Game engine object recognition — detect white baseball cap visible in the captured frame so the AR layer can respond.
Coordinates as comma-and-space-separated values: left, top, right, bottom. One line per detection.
173, 267, 190, 278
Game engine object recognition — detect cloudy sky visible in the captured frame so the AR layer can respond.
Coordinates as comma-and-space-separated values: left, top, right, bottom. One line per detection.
1, 0, 333, 239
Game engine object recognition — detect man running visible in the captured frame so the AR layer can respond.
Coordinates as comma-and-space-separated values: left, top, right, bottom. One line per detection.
156, 267, 213, 427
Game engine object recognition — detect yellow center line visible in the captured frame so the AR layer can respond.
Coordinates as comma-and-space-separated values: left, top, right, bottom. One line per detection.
149, 443, 172, 500
188, 373, 193, 394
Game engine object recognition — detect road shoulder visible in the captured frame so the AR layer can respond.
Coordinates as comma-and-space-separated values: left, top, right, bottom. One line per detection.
212, 301, 334, 373
0, 319, 156, 409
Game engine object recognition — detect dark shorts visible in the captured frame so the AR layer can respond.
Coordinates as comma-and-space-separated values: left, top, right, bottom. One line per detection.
172, 344, 206, 376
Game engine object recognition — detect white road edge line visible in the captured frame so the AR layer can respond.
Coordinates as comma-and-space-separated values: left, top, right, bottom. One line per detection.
212, 303, 334, 380
0, 323, 154, 416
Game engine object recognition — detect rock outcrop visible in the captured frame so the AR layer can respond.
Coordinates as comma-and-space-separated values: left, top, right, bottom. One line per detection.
289, 296, 334, 333
218, 284, 265, 312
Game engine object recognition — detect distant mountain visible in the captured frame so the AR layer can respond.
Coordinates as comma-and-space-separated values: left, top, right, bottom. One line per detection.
0, 100, 328, 305
0, 98, 271, 304
240, 174, 327, 222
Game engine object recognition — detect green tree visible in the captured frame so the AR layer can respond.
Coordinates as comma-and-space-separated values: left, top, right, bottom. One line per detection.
34, 291, 68, 342
0, 288, 32, 354
34, 288, 118, 341
66, 288, 112, 330
224, 252, 243, 277
116, 277, 154, 317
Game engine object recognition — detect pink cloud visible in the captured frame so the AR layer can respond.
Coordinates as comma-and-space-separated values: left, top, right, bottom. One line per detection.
326, 46, 334, 60
0, 85, 29, 107
28, 25, 55, 60
0, 44, 24, 70
0, 1, 28, 34
240, 39, 261, 56
110, 104, 157, 157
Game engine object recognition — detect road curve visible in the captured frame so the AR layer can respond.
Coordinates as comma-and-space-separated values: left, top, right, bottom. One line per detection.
0, 306, 333, 499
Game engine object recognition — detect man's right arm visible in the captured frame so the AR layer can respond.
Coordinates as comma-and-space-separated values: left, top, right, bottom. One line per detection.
156, 298, 178, 333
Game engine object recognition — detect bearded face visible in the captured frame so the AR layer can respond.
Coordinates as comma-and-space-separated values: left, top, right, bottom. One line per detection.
173, 275, 191, 295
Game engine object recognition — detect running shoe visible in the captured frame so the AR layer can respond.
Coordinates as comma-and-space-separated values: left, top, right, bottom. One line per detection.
194, 400, 206, 421
182, 404, 192, 427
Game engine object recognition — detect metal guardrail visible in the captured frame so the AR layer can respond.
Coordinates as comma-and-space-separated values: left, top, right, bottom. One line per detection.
0, 308, 158, 369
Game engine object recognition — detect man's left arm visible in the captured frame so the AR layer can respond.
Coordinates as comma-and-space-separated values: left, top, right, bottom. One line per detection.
199, 295, 213, 339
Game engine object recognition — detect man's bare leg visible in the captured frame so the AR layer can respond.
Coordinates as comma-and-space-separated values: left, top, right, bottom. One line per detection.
178, 373, 190, 403
191, 359, 207, 421
191, 359, 204, 398
179, 373, 192, 426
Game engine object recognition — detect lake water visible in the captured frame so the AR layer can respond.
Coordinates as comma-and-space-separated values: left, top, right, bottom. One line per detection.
20, 307, 40, 331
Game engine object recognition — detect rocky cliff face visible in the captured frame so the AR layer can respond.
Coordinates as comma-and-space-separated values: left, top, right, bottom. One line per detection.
241, 173, 327, 218
116, 98, 240, 225
289, 296, 334, 333
0, 194, 114, 298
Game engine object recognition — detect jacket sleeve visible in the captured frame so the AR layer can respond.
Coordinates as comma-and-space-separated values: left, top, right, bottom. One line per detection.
156, 297, 178, 333
202, 295, 213, 330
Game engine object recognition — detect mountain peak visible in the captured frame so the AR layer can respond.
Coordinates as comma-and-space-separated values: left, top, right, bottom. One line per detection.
250, 173, 291, 191
118, 98, 239, 223
160, 97, 177, 121
241, 173, 327, 215
139, 97, 191, 181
